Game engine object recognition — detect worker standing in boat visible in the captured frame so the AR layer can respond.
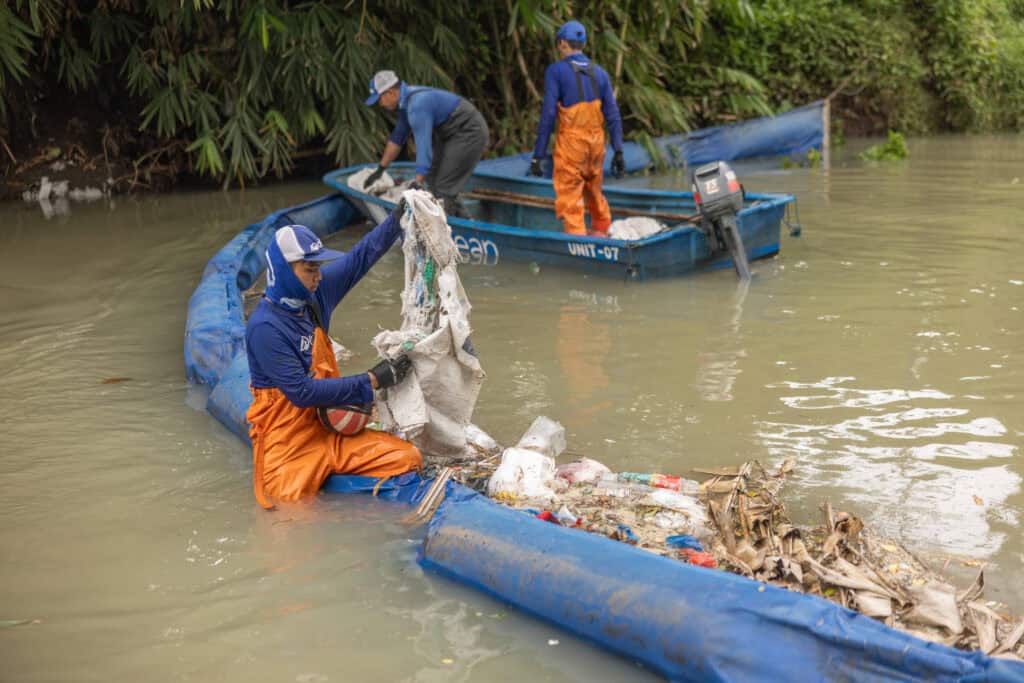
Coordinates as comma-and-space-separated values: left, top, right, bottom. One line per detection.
244, 203, 422, 508
363, 70, 488, 219
529, 20, 625, 236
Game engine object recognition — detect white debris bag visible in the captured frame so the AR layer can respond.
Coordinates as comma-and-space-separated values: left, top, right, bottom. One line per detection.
347, 166, 395, 195
555, 457, 611, 485
346, 167, 411, 218
515, 416, 566, 458
486, 416, 566, 500
486, 447, 557, 501
465, 423, 500, 456
373, 190, 485, 456
608, 216, 665, 241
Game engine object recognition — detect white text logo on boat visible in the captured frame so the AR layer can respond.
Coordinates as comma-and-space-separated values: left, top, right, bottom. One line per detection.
454, 235, 500, 265
567, 242, 620, 261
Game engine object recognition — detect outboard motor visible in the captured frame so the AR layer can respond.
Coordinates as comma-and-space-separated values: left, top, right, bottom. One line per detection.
692, 161, 751, 280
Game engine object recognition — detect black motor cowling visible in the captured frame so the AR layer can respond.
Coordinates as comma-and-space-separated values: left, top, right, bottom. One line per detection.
691, 161, 751, 280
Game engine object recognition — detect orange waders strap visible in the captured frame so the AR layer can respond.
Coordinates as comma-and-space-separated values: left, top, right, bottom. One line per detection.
253, 431, 275, 510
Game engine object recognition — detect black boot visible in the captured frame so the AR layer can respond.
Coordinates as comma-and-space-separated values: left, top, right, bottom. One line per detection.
441, 195, 472, 220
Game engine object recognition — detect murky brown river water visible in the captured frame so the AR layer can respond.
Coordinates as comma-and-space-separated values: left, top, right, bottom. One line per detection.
2, 135, 1022, 681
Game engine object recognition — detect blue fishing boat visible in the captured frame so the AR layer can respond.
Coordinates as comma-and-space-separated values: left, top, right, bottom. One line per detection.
323, 162, 794, 280
324, 101, 829, 280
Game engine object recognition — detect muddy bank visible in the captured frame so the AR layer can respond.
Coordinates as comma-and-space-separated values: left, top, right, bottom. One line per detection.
1, 99, 336, 207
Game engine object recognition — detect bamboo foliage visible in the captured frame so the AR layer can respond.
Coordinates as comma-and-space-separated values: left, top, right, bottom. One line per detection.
1, 0, 768, 185
3, 0, 1021, 188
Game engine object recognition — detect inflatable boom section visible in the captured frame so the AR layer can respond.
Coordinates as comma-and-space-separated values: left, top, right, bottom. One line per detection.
475, 101, 826, 180
420, 487, 1024, 683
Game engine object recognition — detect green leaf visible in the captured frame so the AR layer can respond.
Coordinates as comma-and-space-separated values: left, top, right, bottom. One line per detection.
186, 134, 225, 176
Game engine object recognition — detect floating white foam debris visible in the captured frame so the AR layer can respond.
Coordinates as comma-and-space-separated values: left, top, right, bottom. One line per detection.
68, 187, 105, 201
37, 176, 52, 201
39, 197, 70, 219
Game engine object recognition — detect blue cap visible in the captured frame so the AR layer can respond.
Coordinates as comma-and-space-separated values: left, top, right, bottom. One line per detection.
274, 225, 345, 262
364, 70, 399, 106
556, 20, 586, 43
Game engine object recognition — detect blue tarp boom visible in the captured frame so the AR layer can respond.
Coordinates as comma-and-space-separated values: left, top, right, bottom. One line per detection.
184, 116, 1024, 682
475, 101, 827, 181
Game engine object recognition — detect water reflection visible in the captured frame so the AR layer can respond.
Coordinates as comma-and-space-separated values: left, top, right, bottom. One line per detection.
556, 293, 614, 429
758, 376, 1020, 557
3, 135, 1024, 681
695, 280, 749, 402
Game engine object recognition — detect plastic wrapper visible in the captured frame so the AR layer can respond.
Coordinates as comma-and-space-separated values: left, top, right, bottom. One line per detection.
486, 447, 557, 501
515, 416, 566, 458
555, 457, 611, 484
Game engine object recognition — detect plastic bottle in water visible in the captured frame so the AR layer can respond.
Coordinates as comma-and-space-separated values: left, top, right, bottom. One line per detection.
616, 472, 702, 495
593, 477, 654, 498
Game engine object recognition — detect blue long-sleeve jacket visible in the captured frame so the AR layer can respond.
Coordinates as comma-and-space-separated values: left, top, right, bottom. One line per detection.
245, 215, 402, 408
388, 83, 462, 175
532, 54, 624, 160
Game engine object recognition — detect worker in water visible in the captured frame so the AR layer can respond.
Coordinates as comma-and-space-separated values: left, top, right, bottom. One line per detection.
245, 202, 422, 508
363, 70, 488, 220
529, 20, 625, 236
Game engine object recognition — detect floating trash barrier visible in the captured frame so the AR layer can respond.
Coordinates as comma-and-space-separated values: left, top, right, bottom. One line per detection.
438, 417, 1024, 668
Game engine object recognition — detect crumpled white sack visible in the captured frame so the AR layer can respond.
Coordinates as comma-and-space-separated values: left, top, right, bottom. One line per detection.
347, 166, 396, 195
373, 190, 484, 457
486, 447, 557, 500
608, 216, 665, 241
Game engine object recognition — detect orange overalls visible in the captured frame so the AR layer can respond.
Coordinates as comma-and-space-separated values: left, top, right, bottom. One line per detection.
246, 325, 422, 508
553, 66, 613, 236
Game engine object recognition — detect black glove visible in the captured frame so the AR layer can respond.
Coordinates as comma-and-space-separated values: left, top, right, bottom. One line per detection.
529, 158, 544, 177
370, 354, 412, 389
363, 164, 386, 189
611, 150, 625, 179
390, 196, 408, 222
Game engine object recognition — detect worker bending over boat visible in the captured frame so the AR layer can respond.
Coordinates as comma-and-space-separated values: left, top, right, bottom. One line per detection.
364, 70, 488, 220
530, 20, 625, 236
245, 205, 421, 508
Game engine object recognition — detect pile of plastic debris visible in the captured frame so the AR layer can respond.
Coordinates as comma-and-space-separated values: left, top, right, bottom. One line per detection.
474, 417, 717, 566
450, 417, 1024, 658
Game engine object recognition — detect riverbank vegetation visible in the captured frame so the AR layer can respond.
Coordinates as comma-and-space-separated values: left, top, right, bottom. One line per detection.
2, 0, 1022, 195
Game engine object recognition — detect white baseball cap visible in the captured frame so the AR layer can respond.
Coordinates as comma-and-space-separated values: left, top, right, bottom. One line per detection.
365, 70, 400, 106
274, 225, 344, 262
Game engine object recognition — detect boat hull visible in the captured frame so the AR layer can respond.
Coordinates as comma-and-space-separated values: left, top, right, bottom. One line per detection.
323, 164, 792, 280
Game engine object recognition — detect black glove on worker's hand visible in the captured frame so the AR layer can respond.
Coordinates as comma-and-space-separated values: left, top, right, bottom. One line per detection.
390, 196, 408, 222
363, 165, 386, 190
611, 150, 625, 179
529, 158, 544, 177
369, 354, 412, 390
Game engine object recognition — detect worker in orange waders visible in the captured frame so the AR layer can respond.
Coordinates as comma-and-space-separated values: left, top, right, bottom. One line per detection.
530, 20, 625, 236
244, 201, 421, 508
